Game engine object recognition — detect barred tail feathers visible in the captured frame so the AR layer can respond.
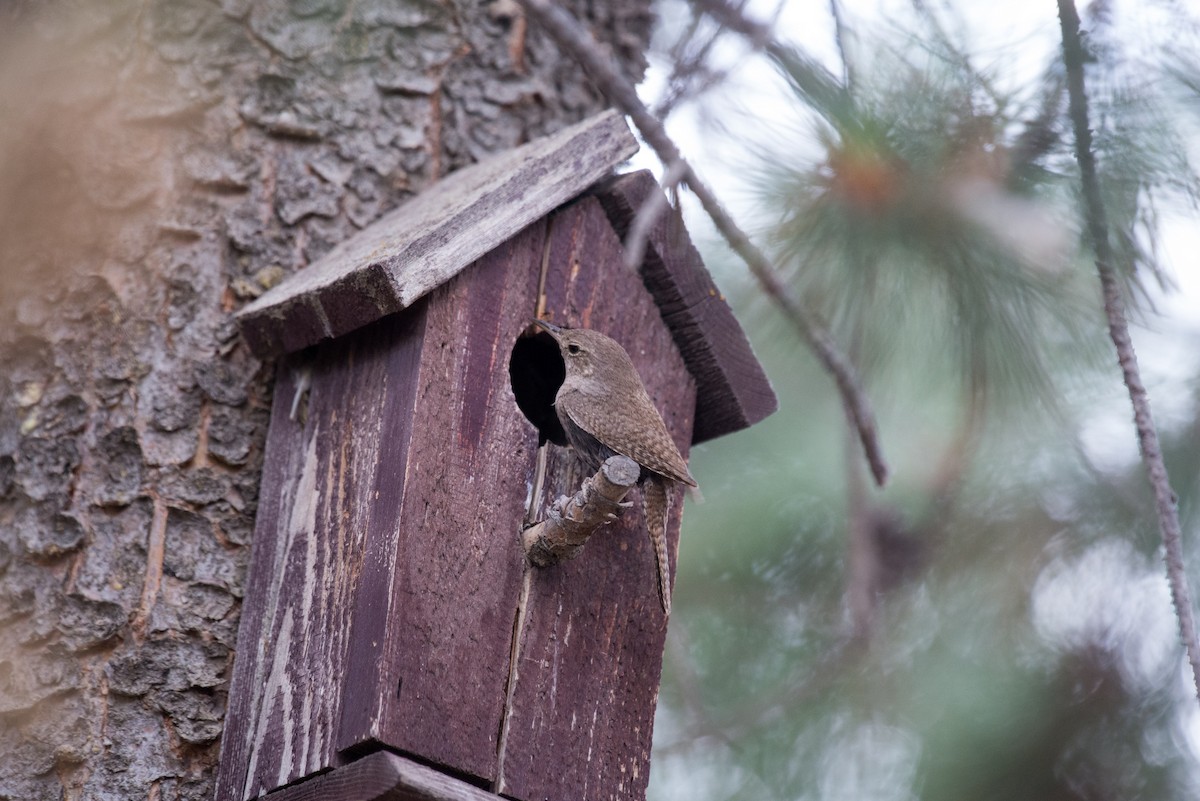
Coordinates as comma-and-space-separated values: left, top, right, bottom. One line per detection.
644, 476, 672, 616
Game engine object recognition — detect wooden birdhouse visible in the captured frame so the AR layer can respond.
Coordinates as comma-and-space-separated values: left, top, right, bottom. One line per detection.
215, 110, 776, 801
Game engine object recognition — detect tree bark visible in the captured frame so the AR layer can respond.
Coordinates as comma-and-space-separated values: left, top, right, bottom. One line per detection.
0, 1, 651, 798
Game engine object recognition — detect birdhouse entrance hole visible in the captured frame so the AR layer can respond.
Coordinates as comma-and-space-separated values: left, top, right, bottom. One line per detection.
509, 327, 567, 447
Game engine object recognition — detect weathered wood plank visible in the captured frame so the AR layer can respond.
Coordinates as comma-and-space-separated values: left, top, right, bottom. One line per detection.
336, 220, 546, 781
497, 198, 695, 801
216, 358, 311, 801
593, 170, 778, 444
237, 111, 638, 358
259, 750, 504, 801
216, 309, 430, 801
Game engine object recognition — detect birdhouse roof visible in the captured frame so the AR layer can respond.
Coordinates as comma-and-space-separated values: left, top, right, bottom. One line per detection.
236, 110, 776, 443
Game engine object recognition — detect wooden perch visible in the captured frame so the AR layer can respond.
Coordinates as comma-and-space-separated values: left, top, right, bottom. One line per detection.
523, 455, 641, 567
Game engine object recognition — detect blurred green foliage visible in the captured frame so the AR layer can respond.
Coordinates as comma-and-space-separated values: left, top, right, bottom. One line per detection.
648, 2, 1200, 799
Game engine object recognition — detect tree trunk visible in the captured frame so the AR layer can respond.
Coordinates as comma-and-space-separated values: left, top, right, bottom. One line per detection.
0, 2, 650, 798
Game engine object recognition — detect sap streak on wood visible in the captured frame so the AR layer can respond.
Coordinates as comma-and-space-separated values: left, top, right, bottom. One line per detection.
237, 110, 638, 357
257, 750, 504, 801
593, 170, 778, 444
336, 220, 545, 781
499, 198, 695, 801
215, 310, 428, 801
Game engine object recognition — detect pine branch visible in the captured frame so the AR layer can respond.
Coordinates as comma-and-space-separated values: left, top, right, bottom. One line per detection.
1057, 0, 1200, 700
517, 0, 889, 486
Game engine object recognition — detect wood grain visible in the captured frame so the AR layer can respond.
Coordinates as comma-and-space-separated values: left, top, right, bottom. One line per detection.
496, 197, 696, 801
593, 170, 778, 443
237, 111, 638, 358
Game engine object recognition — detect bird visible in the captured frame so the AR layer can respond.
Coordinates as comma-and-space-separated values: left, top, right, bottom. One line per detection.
534, 319, 696, 614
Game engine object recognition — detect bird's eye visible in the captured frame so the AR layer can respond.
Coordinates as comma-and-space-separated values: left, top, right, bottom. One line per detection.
567, 343, 581, 355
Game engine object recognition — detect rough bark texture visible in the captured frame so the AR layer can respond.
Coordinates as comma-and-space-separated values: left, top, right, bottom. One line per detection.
0, 1, 651, 799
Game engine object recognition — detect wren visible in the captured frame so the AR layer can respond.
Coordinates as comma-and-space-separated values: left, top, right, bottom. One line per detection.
534, 320, 696, 615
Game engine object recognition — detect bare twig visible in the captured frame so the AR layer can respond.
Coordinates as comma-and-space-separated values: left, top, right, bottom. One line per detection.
693, 0, 860, 172
655, 1, 790, 119
845, 414, 877, 639
654, 9, 725, 119
1057, 0, 1200, 700
692, 0, 775, 50
693, 0, 843, 94
517, 0, 889, 485
623, 158, 688, 271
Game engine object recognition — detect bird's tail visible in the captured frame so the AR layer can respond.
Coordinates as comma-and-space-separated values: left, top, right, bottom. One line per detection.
644, 477, 672, 616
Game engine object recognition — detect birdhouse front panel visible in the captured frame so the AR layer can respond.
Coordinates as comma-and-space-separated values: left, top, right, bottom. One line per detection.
217, 199, 695, 801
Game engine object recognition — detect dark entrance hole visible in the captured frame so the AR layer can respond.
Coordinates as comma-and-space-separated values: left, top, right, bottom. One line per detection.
508, 325, 567, 447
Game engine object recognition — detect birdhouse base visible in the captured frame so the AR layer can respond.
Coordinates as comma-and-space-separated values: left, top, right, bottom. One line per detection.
257, 751, 502, 801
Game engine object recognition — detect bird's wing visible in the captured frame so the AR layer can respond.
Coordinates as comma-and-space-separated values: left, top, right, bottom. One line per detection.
560, 390, 697, 487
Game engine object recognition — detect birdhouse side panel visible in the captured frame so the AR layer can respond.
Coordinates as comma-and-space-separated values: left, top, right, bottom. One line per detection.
336, 221, 546, 782
216, 309, 429, 801
216, 360, 310, 801
498, 197, 696, 801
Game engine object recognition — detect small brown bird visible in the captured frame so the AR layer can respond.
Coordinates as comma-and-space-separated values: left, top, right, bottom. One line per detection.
534, 319, 696, 615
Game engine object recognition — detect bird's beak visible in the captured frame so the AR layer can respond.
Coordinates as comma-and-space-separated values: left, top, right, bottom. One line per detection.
533, 318, 562, 338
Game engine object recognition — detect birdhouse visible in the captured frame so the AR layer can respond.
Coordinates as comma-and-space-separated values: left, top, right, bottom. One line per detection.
215, 110, 776, 801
